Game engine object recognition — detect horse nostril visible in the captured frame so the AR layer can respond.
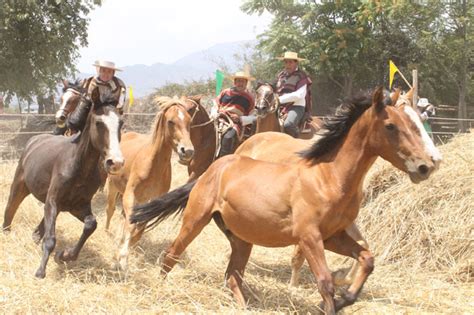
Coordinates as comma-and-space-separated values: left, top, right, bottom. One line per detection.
59, 115, 66, 121
418, 164, 429, 175
185, 149, 194, 158
106, 159, 114, 167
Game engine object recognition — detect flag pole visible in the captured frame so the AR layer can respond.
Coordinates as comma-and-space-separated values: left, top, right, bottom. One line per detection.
398, 71, 413, 89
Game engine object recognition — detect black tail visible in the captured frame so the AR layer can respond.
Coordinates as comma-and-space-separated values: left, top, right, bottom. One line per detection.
130, 181, 197, 229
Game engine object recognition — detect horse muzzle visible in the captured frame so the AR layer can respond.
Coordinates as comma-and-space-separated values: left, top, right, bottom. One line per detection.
177, 145, 194, 165
407, 160, 436, 184
104, 157, 124, 175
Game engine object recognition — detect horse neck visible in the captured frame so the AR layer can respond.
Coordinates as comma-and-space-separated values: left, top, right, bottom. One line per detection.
150, 113, 174, 165
75, 121, 101, 177
190, 105, 216, 152
256, 112, 280, 133
311, 114, 377, 198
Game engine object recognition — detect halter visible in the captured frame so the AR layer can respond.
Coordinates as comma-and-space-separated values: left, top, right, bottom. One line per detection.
256, 85, 280, 117
186, 98, 214, 129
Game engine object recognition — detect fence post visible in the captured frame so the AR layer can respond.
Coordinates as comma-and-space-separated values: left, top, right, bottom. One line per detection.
412, 69, 418, 109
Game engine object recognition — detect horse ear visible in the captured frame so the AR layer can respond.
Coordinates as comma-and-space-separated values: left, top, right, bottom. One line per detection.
404, 87, 414, 100
256, 80, 264, 90
372, 86, 385, 112
390, 88, 401, 105
62, 79, 68, 88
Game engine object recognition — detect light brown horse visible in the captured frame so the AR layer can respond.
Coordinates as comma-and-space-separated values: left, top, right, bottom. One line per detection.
254, 83, 323, 137
239, 88, 427, 287
238, 89, 404, 287
130, 87, 441, 313
105, 96, 195, 270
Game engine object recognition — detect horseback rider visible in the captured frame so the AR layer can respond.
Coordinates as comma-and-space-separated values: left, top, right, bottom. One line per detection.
67, 60, 126, 132
212, 71, 256, 158
417, 97, 436, 137
275, 51, 313, 138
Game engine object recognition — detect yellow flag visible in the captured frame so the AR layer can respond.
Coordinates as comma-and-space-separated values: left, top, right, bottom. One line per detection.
128, 86, 134, 107
389, 60, 400, 89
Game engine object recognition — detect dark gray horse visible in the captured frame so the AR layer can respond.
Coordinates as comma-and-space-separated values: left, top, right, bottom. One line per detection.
2, 93, 125, 278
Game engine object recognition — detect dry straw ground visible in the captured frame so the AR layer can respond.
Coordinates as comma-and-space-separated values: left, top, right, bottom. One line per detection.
0, 133, 472, 313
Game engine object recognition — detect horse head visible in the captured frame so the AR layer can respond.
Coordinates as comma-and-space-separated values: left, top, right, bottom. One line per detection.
367, 87, 442, 183
87, 95, 125, 175
55, 79, 86, 127
154, 96, 195, 165
255, 83, 279, 117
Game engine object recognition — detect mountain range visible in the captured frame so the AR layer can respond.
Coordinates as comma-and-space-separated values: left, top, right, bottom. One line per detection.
80, 40, 255, 97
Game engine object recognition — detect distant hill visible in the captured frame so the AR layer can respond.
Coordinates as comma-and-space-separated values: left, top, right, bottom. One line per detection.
79, 40, 255, 97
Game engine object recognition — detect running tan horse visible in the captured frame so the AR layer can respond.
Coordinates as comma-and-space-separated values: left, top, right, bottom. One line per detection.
237, 89, 405, 287
130, 87, 442, 314
106, 96, 194, 270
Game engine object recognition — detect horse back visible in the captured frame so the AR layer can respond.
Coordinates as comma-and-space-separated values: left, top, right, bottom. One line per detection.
19, 134, 99, 208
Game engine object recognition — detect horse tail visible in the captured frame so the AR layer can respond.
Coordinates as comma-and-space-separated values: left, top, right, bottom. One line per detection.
130, 181, 197, 229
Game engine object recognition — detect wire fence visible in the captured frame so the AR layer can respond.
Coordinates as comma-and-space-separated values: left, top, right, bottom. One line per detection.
0, 112, 472, 163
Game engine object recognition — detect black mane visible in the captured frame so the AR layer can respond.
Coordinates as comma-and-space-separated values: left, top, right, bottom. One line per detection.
300, 90, 390, 163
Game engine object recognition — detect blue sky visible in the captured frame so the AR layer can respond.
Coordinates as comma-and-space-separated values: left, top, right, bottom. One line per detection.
77, 0, 272, 72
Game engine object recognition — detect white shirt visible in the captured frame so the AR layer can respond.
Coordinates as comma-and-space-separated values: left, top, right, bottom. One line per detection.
278, 84, 307, 107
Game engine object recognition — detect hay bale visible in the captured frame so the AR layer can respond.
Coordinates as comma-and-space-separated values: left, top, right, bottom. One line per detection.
357, 132, 473, 282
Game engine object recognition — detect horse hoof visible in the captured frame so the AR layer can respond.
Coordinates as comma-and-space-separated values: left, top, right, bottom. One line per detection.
34, 269, 46, 279
2, 225, 11, 233
54, 250, 75, 263
32, 232, 42, 244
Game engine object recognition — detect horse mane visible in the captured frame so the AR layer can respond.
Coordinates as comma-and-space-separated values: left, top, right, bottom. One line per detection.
300, 89, 390, 163
62, 79, 85, 93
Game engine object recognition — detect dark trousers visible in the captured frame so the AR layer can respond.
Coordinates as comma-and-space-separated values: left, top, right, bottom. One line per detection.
283, 106, 305, 138
217, 128, 238, 158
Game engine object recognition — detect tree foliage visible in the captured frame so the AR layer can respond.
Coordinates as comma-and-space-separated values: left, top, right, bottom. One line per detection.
0, 0, 102, 103
241, 0, 473, 117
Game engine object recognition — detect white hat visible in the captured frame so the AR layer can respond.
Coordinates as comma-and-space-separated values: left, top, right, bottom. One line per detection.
92, 60, 122, 71
229, 71, 255, 81
276, 51, 307, 62
417, 98, 430, 107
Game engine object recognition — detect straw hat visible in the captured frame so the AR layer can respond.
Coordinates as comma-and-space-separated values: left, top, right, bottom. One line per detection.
92, 60, 122, 71
276, 51, 306, 62
417, 98, 430, 107
229, 71, 255, 81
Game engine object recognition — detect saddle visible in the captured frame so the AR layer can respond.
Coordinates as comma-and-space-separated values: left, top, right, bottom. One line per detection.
214, 112, 252, 159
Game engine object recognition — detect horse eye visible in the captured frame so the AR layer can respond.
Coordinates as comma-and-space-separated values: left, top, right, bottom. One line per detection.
385, 123, 396, 131
168, 120, 175, 126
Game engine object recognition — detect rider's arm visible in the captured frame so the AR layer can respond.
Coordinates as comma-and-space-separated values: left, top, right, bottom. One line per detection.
278, 84, 307, 105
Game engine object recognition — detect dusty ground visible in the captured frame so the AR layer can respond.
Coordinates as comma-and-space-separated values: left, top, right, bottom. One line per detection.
0, 133, 472, 313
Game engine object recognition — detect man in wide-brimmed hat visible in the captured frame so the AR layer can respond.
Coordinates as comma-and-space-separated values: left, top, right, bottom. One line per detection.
67, 60, 126, 132
213, 71, 255, 158
275, 51, 312, 138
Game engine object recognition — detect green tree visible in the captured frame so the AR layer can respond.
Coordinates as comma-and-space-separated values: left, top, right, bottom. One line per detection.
242, 0, 473, 121
0, 0, 102, 104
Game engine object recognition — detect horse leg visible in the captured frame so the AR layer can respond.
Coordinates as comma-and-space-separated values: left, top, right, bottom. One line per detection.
323, 230, 374, 312
116, 191, 142, 271
2, 171, 30, 231
35, 199, 58, 278
161, 204, 213, 275
299, 232, 336, 315
333, 223, 370, 286
291, 223, 370, 288
289, 245, 305, 287
225, 235, 253, 307
32, 217, 45, 244
55, 207, 97, 262
105, 182, 120, 231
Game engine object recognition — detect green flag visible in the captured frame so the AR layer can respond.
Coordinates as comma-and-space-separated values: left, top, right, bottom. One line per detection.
215, 69, 224, 96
